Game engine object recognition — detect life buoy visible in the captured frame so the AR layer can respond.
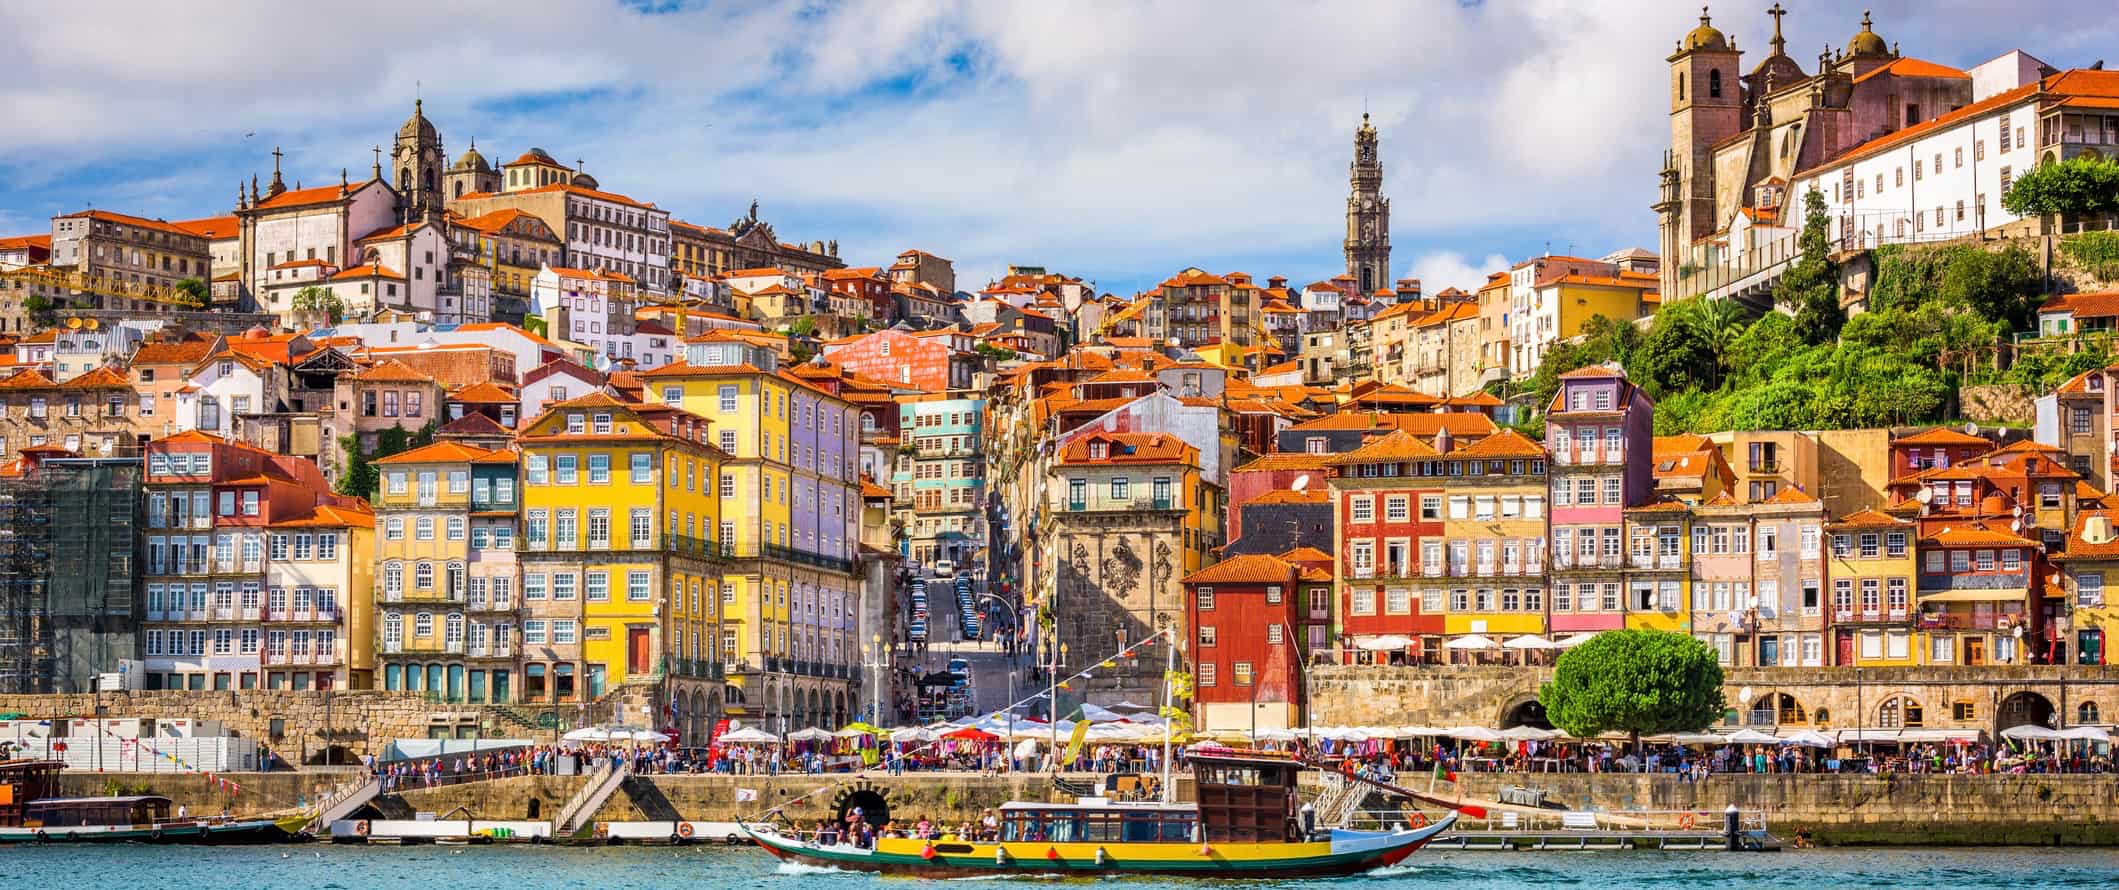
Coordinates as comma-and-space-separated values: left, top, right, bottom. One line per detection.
677, 822, 695, 839
1678, 813, 1697, 830
725, 833, 741, 845
33, 830, 48, 843
354, 820, 372, 837
149, 829, 163, 841
1408, 812, 1428, 828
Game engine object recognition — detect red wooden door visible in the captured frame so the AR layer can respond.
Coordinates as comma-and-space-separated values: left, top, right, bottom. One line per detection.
628, 628, 652, 676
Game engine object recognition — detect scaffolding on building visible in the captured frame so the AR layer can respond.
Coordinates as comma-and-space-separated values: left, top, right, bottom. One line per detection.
0, 457, 141, 694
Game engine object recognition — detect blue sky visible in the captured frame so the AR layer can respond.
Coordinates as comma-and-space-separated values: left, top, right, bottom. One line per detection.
3, 0, 2113, 296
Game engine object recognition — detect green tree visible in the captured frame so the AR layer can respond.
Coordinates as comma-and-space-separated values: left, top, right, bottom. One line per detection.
1772, 188, 1842, 345
2002, 155, 2119, 217
1540, 629, 1726, 749
784, 315, 818, 338
291, 285, 346, 322
21, 294, 56, 327
974, 342, 1019, 362
334, 421, 436, 498
170, 277, 209, 310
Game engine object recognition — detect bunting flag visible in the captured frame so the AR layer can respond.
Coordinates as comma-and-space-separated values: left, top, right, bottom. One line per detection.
1100, 660, 1117, 669
1434, 764, 1458, 783
1063, 715, 1090, 766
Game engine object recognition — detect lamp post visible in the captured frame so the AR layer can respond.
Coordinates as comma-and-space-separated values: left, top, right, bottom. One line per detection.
862, 634, 894, 725
1048, 642, 1068, 775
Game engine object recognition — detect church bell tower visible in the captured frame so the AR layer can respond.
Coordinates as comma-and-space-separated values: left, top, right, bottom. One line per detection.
392, 99, 446, 224
1345, 113, 1391, 296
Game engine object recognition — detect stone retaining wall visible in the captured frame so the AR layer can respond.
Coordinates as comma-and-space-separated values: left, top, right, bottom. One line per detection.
0, 690, 519, 762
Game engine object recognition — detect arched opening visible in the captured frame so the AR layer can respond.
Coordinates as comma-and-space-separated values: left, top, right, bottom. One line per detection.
526, 798, 542, 820
1996, 691, 2055, 732
453, 181, 465, 199
1500, 699, 1552, 730
835, 788, 889, 830
399, 168, 412, 191
1876, 695, 1924, 729
2080, 701, 2101, 724
1753, 692, 1806, 726
1677, 72, 1686, 102
304, 745, 353, 766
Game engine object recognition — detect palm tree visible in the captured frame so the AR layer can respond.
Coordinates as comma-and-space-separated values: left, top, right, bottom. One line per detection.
1694, 298, 1749, 388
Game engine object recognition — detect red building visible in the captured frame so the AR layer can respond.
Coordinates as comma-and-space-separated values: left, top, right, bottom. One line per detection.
1325, 430, 1447, 661
1183, 553, 1303, 734
819, 328, 980, 393
819, 267, 897, 325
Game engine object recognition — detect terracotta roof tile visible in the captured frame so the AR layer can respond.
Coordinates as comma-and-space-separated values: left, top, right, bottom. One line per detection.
1326, 429, 1440, 465
1181, 553, 1293, 585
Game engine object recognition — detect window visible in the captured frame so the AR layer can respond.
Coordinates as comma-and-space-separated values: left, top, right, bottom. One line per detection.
1420, 495, 1441, 520
1198, 626, 1217, 647
1350, 496, 1374, 523
2080, 574, 2106, 607
1231, 662, 1254, 686
1197, 663, 1216, 687
1266, 624, 1283, 646
1196, 587, 1215, 611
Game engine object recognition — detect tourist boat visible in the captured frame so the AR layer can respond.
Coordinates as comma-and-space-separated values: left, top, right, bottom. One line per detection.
740, 747, 1453, 877
0, 759, 305, 845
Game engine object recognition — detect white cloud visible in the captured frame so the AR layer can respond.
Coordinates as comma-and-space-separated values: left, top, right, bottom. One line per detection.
2, 0, 2106, 292
1405, 252, 1512, 295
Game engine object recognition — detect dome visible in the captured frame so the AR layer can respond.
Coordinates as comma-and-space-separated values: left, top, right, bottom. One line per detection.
571, 170, 600, 190
397, 99, 438, 142
452, 141, 491, 173
1682, 8, 1728, 52
1844, 10, 1888, 58
242, 325, 271, 341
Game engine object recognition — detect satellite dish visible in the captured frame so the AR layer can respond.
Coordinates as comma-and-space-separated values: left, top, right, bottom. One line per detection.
1964, 422, 1979, 436
1915, 488, 1934, 504
65, 317, 82, 329
2011, 519, 2025, 533
1291, 474, 1311, 492
2013, 504, 2024, 517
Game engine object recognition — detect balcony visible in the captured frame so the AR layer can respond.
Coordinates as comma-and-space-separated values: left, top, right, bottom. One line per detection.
1748, 460, 1783, 475
1351, 566, 1374, 580
1475, 563, 1496, 577
1421, 564, 1443, 578
1659, 555, 1681, 570
1917, 612, 2023, 631
1501, 562, 1522, 576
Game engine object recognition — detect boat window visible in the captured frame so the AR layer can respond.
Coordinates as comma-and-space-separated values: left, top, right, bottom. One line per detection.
1048, 814, 1080, 843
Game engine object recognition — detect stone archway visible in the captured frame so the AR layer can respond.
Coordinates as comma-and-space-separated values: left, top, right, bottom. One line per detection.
1498, 697, 1553, 730
1997, 691, 2055, 733
832, 782, 891, 829
1753, 692, 1806, 726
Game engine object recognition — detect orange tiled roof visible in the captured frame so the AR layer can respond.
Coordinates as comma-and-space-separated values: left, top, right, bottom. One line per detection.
1233, 452, 1335, 473
331, 262, 404, 281
352, 360, 435, 383
1327, 429, 1440, 465
1852, 56, 1971, 84
251, 184, 357, 211
1922, 521, 2040, 548
1827, 508, 1913, 531
131, 334, 220, 366
2038, 291, 2119, 319
1798, 69, 2119, 180
53, 209, 209, 238
1246, 489, 1328, 505
1449, 428, 1544, 459
170, 215, 238, 240
1894, 427, 1991, 447
450, 381, 517, 403
62, 366, 132, 388
1057, 432, 1197, 465
373, 441, 509, 465
1278, 546, 1333, 563
1180, 553, 1293, 585
1764, 486, 1820, 505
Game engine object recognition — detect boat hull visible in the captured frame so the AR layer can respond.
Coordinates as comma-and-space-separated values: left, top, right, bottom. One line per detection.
0, 817, 303, 845
741, 816, 1454, 878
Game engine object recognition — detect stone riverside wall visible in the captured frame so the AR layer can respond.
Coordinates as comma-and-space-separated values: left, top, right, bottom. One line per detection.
71, 772, 2119, 845
1305, 665, 2119, 736
0, 690, 596, 763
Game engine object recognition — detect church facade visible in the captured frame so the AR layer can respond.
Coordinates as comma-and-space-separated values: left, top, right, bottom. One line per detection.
1654, 7, 2018, 304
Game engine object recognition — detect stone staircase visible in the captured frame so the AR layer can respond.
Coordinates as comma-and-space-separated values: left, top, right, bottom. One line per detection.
1310, 771, 1371, 830
552, 761, 629, 837
303, 775, 384, 835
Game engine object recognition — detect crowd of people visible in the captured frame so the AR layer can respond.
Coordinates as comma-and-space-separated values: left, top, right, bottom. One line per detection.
1302, 737, 2117, 777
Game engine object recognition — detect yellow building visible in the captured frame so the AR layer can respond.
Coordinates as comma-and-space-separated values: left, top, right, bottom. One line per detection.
639, 334, 865, 732
1826, 509, 1921, 666
517, 393, 725, 734
1437, 430, 1550, 644
2056, 509, 2117, 669
373, 441, 497, 700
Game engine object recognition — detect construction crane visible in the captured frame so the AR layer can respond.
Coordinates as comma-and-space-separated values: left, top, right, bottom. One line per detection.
3, 266, 204, 309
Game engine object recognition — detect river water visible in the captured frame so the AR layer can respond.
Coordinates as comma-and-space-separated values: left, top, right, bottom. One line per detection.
2, 844, 2112, 888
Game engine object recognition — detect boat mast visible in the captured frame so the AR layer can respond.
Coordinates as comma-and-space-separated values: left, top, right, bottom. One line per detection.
1159, 623, 1175, 805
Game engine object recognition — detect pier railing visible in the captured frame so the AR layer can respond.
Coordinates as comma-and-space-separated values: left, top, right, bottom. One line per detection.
1343, 806, 1768, 835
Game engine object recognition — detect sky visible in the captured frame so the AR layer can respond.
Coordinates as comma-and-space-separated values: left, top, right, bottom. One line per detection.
2, 0, 2113, 297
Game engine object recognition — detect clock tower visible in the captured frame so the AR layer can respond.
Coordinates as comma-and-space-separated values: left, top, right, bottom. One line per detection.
1345, 113, 1391, 296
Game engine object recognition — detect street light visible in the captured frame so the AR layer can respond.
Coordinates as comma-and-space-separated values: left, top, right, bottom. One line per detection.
862, 633, 894, 725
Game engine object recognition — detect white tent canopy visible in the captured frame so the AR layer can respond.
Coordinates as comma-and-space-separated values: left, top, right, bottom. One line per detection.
1443, 635, 1497, 651
1722, 729, 1781, 744
2059, 725, 2112, 743
786, 727, 836, 742
2001, 724, 2062, 741
1502, 635, 1556, 650
1355, 635, 1415, 651
1444, 726, 1504, 742
1499, 725, 1565, 741
1553, 632, 1600, 648
1779, 729, 1836, 748
717, 727, 781, 744
563, 725, 672, 743
886, 726, 935, 742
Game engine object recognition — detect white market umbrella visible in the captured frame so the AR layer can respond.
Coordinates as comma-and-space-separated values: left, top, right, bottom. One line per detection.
2000, 724, 2062, 741
787, 727, 836, 742
613, 727, 673, 743
1356, 635, 1415, 651
561, 726, 611, 743
1665, 732, 1729, 745
1553, 632, 1600, 649
1445, 726, 1504, 742
1722, 729, 1781, 744
718, 727, 781, 744
1396, 726, 1446, 737
1502, 635, 1556, 650
1012, 738, 1043, 758
1253, 728, 1300, 742
1499, 725, 1565, 741
2058, 726, 2112, 743
1444, 635, 1497, 651
1079, 703, 1129, 723
887, 726, 935, 742
1779, 730, 1836, 748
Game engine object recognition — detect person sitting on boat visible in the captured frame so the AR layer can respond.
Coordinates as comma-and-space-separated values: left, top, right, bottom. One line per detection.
915, 817, 933, 839
955, 821, 974, 842
980, 809, 999, 841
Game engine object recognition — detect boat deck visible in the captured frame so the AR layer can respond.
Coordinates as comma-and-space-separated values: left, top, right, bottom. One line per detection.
1425, 830, 1780, 852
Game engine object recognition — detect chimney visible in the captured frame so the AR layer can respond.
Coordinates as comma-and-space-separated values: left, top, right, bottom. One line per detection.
1435, 426, 1454, 455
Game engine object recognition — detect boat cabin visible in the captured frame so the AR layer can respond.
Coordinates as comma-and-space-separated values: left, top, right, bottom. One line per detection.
997, 801, 1199, 843
0, 760, 63, 828
1189, 749, 1301, 842
23, 796, 173, 829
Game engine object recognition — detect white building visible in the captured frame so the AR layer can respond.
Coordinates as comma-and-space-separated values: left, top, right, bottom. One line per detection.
529, 265, 640, 368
